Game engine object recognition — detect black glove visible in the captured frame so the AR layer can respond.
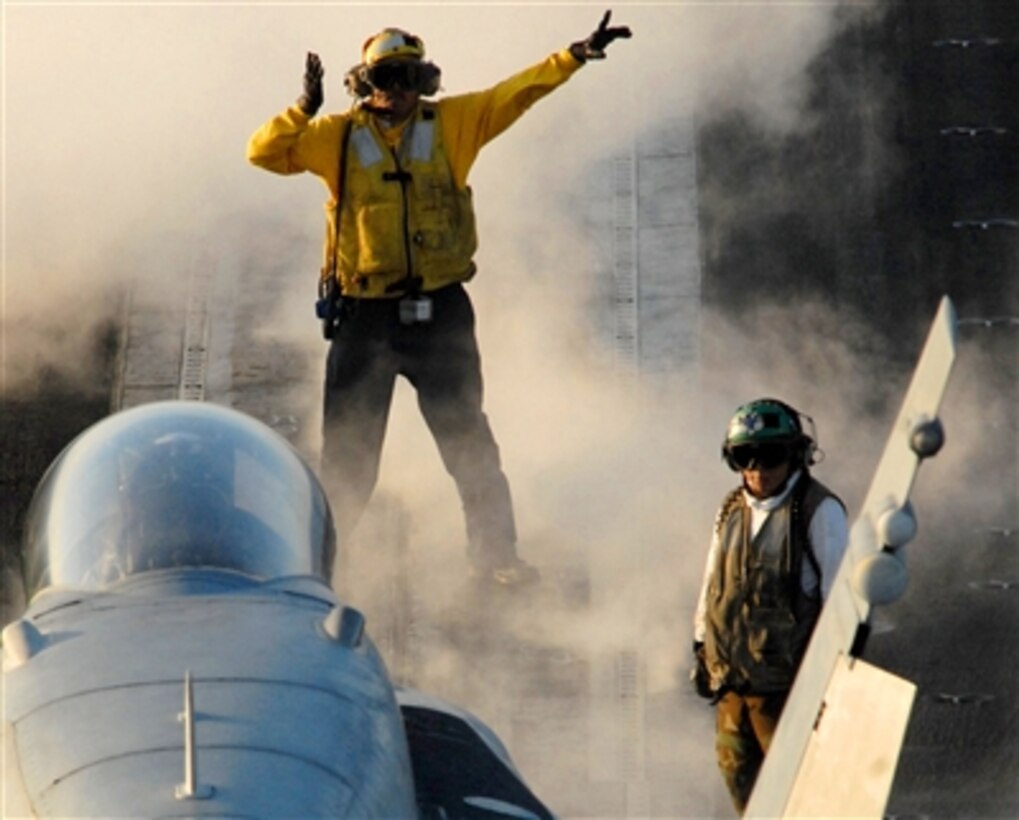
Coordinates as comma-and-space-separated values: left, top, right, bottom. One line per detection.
570, 10, 632, 62
691, 641, 715, 700
297, 52, 324, 116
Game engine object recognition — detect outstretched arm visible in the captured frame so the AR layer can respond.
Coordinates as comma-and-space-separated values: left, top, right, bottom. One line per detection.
440, 9, 633, 186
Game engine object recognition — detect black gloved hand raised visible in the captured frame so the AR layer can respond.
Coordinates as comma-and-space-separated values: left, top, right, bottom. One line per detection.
297, 52, 325, 116
570, 10, 632, 62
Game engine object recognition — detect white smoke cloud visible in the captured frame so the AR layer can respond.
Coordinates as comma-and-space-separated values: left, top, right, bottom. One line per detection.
4, 2, 895, 815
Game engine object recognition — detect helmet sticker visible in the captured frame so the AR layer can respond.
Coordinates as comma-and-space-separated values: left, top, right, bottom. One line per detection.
741, 411, 765, 433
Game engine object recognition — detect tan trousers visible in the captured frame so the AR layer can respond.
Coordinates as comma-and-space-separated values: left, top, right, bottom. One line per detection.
715, 690, 788, 814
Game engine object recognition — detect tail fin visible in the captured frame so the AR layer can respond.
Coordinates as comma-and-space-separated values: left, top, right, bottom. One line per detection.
746, 296, 958, 819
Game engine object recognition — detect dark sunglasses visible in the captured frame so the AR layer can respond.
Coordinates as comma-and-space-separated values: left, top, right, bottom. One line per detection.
366, 61, 419, 92
729, 443, 791, 470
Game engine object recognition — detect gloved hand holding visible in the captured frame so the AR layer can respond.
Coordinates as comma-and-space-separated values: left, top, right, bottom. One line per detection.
691, 641, 715, 700
570, 10, 632, 62
297, 52, 325, 116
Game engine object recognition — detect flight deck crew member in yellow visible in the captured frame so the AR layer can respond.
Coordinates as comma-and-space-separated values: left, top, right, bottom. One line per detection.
247, 13, 631, 587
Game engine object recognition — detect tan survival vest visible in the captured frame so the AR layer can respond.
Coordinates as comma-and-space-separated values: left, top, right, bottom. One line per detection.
325, 103, 478, 298
703, 476, 840, 694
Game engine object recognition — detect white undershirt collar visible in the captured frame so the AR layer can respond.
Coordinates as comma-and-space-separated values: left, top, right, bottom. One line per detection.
742, 468, 804, 512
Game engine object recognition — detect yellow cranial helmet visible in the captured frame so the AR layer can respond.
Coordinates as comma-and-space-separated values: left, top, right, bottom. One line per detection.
362, 28, 426, 66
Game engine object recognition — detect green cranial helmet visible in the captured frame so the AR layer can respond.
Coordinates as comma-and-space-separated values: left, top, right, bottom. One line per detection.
722, 398, 816, 470
725, 399, 801, 447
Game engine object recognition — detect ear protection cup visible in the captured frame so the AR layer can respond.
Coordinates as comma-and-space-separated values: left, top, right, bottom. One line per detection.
755, 397, 818, 466
417, 62, 441, 96
769, 399, 817, 466
344, 64, 372, 98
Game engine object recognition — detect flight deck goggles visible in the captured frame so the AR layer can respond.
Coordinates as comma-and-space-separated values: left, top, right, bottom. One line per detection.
366, 61, 424, 92
727, 442, 792, 470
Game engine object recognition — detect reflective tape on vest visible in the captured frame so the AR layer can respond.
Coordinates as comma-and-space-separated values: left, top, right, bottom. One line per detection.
351, 127, 383, 168
408, 120, 434, 162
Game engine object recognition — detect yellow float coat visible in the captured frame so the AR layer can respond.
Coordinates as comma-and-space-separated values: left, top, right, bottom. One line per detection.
247, 49, 582, 297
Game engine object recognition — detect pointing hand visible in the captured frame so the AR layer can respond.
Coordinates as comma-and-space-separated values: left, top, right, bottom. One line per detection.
570, 10, 632, 62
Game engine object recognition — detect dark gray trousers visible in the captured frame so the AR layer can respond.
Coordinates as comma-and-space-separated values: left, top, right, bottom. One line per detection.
321, 283, 517, 569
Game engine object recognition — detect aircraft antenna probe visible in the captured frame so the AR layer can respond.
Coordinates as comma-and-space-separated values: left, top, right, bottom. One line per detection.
176, 670, 214, 800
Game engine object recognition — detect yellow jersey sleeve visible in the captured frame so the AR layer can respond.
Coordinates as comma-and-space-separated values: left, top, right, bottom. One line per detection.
246, 105, 347, 197
438, 48, 584, 188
